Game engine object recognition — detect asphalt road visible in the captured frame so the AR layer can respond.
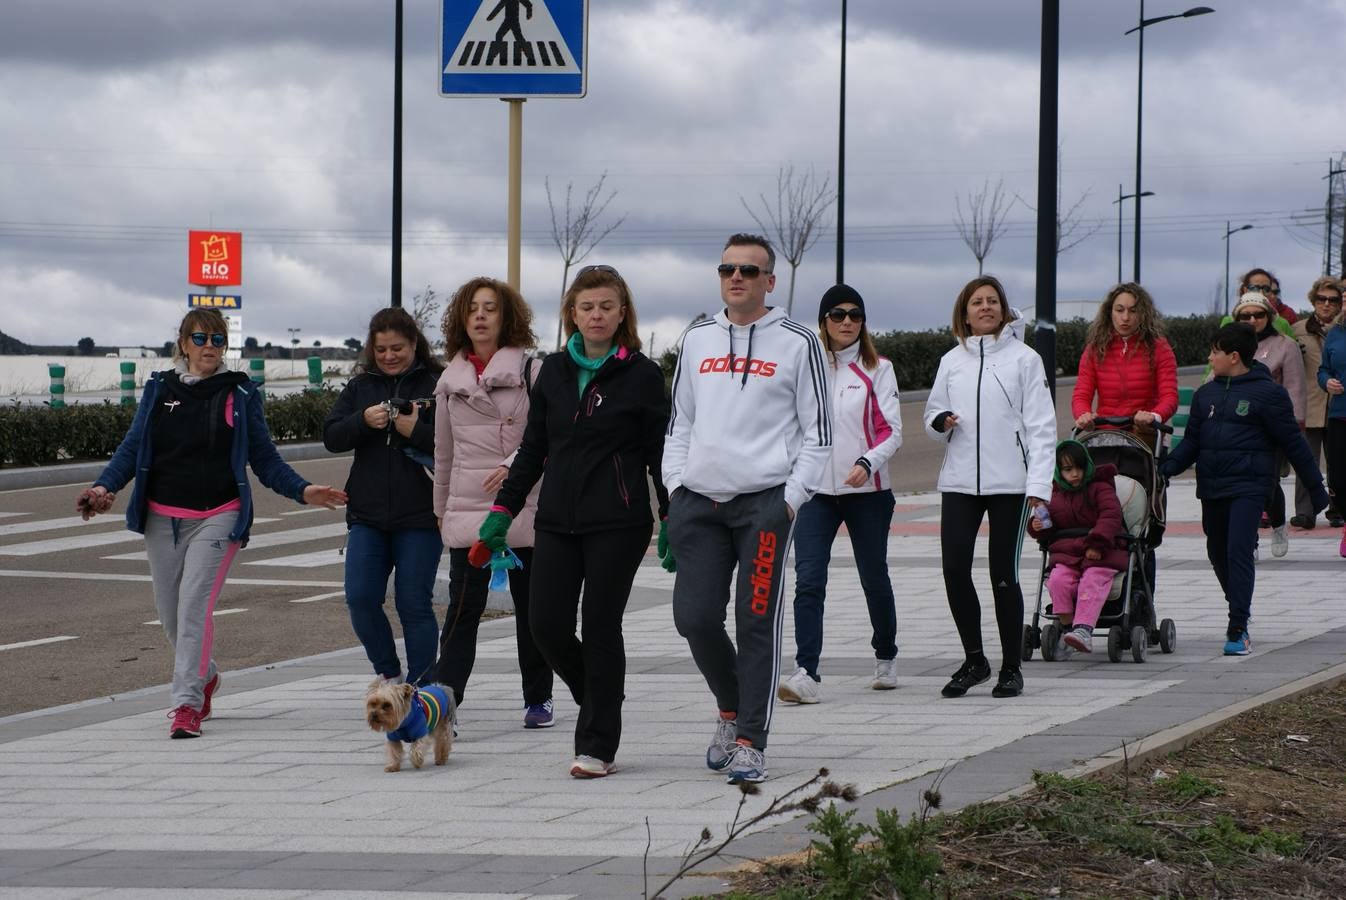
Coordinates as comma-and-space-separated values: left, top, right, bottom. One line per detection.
0, 374, 1203, 717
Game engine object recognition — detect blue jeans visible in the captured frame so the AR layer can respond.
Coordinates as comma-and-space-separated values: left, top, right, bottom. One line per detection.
344, 524, 443, 685
791, 490, 898, 679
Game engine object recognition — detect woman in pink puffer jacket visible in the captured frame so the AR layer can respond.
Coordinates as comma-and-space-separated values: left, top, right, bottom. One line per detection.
432, 276, 553, 730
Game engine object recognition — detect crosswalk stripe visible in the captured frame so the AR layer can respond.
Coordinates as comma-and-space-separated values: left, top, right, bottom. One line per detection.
245, 548, 344, 568
0, 515, 121, 537
0, 517, 282, 556
0, 635, 78, 652
145, 608, 247, 626
0, 570, 341, 587
290, 590, 346, 604
101, 521, 340, 561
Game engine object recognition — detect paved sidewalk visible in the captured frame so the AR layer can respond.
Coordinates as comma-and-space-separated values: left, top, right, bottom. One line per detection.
2, 479, 1344, 898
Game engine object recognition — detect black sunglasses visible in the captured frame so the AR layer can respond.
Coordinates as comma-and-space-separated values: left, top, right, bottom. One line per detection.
1313, 294, 1342, 304
1235, 311, 1269, 322
577, 264, 621, 278
189, 332, 227, 348
825, 308, 865, 323
717, 263, 770, 279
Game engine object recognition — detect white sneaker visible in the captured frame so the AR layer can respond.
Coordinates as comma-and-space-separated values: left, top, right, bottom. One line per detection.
776, 667, 821, 704
1271, 525, 1289, 558
871, 658, 898, 690
1054, 633, 1076, 660
569, 755, 615, 778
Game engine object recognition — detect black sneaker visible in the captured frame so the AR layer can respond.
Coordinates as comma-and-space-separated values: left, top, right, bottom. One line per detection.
1289, 515, 1315, 530
940, 658, 991, 698
991, 668, 1024, 698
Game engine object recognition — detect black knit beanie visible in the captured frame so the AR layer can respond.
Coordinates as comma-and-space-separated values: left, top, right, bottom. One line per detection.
818, 283, 865, 323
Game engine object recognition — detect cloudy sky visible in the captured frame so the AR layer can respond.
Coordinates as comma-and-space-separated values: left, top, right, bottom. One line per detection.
2, 0, 1342, 355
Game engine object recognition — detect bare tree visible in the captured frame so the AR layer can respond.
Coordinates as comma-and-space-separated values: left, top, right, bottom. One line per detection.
547, 172, 626, 349
1205, 277, 1226, 316
410, 285, 443, 349
1015, 147, 1103, 256
954, 177, 1015, 275
740, 165, 836, 316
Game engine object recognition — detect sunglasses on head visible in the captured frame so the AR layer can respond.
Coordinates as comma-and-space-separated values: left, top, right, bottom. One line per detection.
189, 332, 227, 348
1246, 284, 1276, 295
825, 308, 864, 323
577, 264, 621, 278
1234, 311, 1268, 322
717, 263, 769, 279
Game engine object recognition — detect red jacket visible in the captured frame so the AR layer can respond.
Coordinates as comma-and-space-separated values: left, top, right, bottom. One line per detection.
1038, 463, 1130, 573
1274, 300, 1298, 325
1072, 335, 1179, 422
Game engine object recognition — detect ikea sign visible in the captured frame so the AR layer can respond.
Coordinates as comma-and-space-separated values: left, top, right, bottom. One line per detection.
188, 294, 242, 309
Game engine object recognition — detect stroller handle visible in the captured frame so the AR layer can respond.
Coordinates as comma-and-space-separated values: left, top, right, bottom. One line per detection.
1089, 414, 1174, 434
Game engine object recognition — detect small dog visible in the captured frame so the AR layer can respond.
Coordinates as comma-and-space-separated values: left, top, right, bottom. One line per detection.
364, 679, 455, 773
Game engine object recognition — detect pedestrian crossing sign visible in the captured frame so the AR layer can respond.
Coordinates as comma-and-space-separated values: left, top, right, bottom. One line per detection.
440, 0, 587, 98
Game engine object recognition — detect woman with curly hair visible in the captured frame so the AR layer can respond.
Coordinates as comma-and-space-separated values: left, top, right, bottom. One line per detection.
1071, 283, 1179, 439
431, 276, 554, 730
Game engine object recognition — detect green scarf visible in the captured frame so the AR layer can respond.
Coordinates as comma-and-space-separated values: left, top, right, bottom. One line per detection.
1052, 439, 1095, 492
566, 332, 617, 397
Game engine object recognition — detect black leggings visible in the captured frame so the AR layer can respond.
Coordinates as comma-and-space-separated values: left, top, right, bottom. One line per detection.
940, 492, 1029, 669
1328, 419, 1346, 521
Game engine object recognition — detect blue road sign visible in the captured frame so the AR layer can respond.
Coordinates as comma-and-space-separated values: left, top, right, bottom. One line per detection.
440, 0, 588, 98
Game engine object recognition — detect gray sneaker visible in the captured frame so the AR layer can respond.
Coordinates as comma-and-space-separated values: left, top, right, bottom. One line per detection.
1271, 524, 1289, 558
726, 743, 767, 784
706, 716, 737, 771
1063, 626, 1093, 654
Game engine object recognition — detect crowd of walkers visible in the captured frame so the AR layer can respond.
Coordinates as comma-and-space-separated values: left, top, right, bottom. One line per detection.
79, 242, 1344, 784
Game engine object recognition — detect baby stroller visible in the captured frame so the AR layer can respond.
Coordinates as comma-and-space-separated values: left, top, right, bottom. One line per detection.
1022, 416, 1177, 663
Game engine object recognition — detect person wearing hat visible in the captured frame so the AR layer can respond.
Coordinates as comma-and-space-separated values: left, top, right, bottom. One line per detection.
1224, 291, 1308, 559
1290, 277, 1344, 530
778, 284, 902, 705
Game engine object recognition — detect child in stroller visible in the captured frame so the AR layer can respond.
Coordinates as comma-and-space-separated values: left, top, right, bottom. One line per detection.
1029, 440, 1129, 655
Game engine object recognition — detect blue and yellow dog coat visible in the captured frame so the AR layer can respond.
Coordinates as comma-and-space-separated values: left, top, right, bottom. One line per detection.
386, 684, 451, 743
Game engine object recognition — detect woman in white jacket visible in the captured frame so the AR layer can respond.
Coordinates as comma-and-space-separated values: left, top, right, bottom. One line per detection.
779, 285, 903, 704
432, 276, 553, 730
923, 276, 1057, 700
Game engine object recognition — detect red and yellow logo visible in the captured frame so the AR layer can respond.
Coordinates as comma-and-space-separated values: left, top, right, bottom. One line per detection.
188, 230, 242, 286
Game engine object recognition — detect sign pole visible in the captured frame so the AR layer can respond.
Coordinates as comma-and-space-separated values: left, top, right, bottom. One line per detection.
506, 98, 525, 289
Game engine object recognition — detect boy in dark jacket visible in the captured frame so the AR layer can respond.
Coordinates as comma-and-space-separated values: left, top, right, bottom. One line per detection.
1160, 324, 1330, 656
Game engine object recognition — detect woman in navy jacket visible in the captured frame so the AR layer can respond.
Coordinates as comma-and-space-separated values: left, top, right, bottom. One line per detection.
78, 309, 345, 739
1318, 314, 1346, 556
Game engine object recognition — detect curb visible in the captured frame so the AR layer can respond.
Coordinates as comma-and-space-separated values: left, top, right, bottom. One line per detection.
0, 442, 345, 491
986, 658, 1346, 803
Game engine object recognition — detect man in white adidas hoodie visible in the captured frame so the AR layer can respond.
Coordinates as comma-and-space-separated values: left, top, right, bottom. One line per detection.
662, 233, 832, 785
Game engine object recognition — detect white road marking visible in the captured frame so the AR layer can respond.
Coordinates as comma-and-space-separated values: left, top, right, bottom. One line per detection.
280, 507, 336, 516
145, 608, 247, 626
0, 512, 28, 520
0, 515, 120, 537
103, 521, 344, 561
0, 517, 281, 556
0, 570, 341, 587
246, 548, 345, 568
289, 590, 346, 604
0, 635, 78, 652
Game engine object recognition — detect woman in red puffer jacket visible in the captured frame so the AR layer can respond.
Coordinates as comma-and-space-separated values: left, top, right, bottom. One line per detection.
1072, 283, 1179, 438
1028, 440, 1129, 656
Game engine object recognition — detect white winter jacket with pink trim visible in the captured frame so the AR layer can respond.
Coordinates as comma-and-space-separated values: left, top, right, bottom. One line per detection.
819, 342, 902, 495
432, 347, 539, 549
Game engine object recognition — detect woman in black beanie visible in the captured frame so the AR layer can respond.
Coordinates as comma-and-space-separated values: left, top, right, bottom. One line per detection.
778, 284, 904, 704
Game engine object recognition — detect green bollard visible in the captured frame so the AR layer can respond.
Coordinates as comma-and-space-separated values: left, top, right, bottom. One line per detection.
48, 363, 66, 409
306, 356, 323, 392
119, 361, 136, 406
248, 358, 266, 396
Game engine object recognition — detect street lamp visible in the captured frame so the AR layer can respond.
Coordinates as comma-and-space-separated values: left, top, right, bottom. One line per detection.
836, 0, 847, 283
1125, 3, 1214, 282
287, 328, 301, 377
1111, 185, 1154, 283
1223, 222, 1253, 315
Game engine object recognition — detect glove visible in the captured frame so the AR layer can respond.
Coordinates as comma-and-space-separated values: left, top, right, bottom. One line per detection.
467, 540, 493, 568
657, 517, 676, 573
478, 510, 512, 552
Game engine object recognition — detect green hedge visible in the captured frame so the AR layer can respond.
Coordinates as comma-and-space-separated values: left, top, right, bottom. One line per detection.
872, 313, 1223, 390
0, 388, 341, 468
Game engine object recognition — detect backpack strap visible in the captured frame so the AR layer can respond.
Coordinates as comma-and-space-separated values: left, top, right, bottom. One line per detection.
523, 354, 535, 393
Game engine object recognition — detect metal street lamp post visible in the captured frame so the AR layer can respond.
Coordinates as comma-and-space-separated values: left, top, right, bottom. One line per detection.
1125, 3, 1214, 283
287, 328, 301, 377
836, 0, 847, 284
1111, 185, 1154, 283
1224, 221, 1253, 315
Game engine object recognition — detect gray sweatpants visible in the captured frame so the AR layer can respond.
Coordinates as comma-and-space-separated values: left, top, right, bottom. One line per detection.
669, 484, 795, 750
144, 512, 239, 709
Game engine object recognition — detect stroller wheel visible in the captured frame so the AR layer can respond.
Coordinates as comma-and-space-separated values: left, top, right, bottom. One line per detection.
1020, 624, 1037, 663
1159, 618, 1177, 654
1107, 625, 1124, 663
1041, 623, 1060, 662
1130, 625, 1149, 663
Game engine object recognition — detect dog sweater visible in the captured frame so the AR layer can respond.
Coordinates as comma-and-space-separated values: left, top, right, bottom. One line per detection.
386, 685, 451, 743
